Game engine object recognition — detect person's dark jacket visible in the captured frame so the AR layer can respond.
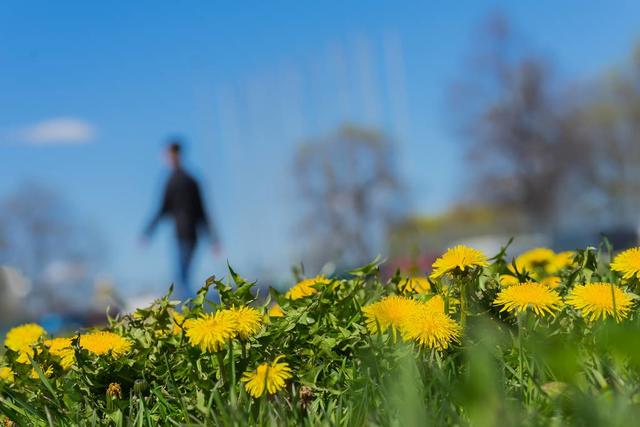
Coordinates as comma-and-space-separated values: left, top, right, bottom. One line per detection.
145, 169, 218, 243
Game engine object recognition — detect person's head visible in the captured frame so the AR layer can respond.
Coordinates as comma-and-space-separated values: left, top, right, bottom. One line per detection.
165, 139, 182, 169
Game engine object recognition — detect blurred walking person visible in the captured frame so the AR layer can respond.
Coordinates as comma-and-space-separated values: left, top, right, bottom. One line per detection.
142, 140, 220, 300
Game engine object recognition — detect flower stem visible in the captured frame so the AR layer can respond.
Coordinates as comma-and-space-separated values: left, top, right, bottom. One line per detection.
215, 352, 227, 385
517, 313, 526, 402
459, 279, 467, 331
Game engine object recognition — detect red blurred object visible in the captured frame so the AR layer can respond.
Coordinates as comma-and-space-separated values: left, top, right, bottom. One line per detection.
382, 252, 438, 279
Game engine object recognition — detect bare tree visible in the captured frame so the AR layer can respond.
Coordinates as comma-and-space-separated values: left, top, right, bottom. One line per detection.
451, 13, 593, 229
294, 125, 405, 271
573, 47, 640, 225
0, 182, 107, 313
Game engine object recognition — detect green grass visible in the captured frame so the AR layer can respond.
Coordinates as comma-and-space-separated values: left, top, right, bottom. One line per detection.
2, 245, 640, 426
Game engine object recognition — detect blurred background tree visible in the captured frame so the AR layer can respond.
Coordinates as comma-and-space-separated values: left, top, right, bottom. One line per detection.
294, 126, 405, 273
388, 13, 640, 265
0, 183, 108, 319
451, 14, 595, 231
443, 13, 640, 248
574, 48, 640, 226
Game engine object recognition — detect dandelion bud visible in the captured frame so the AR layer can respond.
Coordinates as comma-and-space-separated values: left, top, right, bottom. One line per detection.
299, 385, 314, 410
133, 379, 148, 394
107, 383, 123, 399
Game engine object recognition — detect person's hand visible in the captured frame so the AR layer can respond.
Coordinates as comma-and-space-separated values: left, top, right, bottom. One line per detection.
212, 243, 222, 257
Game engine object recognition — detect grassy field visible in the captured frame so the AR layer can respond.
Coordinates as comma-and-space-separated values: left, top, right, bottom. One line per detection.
2, 243, 640, 426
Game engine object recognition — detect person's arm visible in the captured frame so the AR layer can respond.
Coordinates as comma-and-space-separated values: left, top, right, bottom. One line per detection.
194, 182, 220, 245
144, 182, 171, 238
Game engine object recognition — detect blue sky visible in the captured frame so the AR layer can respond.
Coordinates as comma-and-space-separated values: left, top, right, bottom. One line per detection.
2, 1, 640, 296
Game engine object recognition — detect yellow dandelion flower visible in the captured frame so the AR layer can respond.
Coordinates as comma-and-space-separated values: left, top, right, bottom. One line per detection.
547, 251, 575, 273
184, 310, 237, 352
431, 292, 460, 314
0, 367, 14, 383
30, 365, 53, 380
401, 300, 461, 350
499, 274, 521, 287
430, 245, 488, 280
425, 294, 446, 313
513, 248, 556, 273
611, 247, 640, 280
241, 356, 292, 398
268, 304, 285, 318
362, 295, 419, 335
79, 331, 132, 358
494, 282, 562, 317
566, 283, 634, 322
540, 276, 561, 289
399, 276, 431, 293
4, 323, 46, 364
285, 276, 330, 300
227, 306, 263, 339
45, 337, 75, 369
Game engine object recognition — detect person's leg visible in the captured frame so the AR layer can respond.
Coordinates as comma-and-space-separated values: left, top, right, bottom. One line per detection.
176, 239, 196, 300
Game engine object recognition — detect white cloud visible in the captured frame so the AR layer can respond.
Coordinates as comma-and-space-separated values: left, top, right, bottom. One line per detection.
17, 117, 96, 145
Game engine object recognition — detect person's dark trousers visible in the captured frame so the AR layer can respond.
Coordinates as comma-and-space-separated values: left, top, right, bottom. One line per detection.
175, 239, 197, 300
